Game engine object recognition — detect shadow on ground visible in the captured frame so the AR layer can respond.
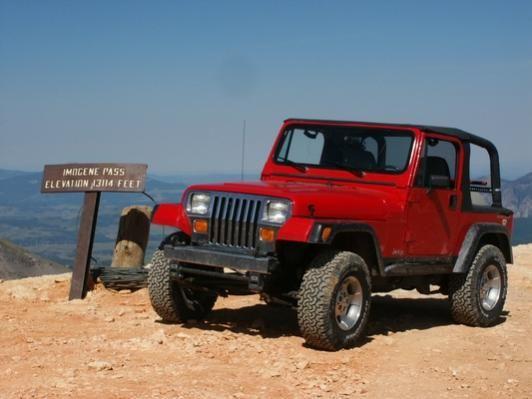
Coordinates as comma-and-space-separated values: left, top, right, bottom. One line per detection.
367, 295, 453, 336
177, 294, 508, 342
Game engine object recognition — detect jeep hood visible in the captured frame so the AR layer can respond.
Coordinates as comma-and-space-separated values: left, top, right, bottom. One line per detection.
185, 180, 398, 221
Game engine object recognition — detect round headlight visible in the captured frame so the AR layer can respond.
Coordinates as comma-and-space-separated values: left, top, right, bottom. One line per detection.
187, 193, 211, 215
262, 200, 290, 224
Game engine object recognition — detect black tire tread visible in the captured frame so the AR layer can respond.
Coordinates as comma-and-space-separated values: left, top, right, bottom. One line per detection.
297, 250, 371, 351
148, 250, 184, 322
147, 250, 217, 322
449, 244, 507, 326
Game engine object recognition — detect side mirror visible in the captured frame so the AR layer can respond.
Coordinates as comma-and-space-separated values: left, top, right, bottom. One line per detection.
429, 174, 451, 190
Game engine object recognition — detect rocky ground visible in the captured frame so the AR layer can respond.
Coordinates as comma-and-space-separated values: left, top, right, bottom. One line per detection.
1, 246, 531, 399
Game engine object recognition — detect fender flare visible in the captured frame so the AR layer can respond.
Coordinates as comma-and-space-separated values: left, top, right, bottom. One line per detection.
151, 203, 192, 235
453, 223, 513, 273
309, 222, 385, 276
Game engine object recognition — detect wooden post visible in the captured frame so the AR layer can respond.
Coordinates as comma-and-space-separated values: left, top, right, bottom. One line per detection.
69, 192, 101, 300
111, 205, 152, 267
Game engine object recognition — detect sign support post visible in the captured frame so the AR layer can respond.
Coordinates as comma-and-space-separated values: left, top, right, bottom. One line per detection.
41, 163, 148, 300
69, 192, 101, 300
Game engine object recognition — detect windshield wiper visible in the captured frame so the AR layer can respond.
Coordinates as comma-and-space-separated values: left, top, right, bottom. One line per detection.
325, 161, 365, 177
277, 158, 307, 173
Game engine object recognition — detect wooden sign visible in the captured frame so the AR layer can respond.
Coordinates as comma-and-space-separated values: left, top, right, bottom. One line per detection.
41, 163, 147, 193
41, 163, 148, 300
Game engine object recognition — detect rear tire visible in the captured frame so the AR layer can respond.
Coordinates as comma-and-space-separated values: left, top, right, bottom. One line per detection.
449, 244, 507, 326
148, 250, 217, 322
297, 250, 371, 351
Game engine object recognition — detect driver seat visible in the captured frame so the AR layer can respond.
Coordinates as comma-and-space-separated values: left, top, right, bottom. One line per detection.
343, 145, 376, 171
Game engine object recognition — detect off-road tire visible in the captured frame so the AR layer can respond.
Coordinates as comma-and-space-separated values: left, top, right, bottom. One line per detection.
148, 250, 217, 322
298, 250, 371, 351
449, 244, 507, 326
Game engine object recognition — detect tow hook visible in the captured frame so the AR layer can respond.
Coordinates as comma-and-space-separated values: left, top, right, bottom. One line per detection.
248, 273, 264, 292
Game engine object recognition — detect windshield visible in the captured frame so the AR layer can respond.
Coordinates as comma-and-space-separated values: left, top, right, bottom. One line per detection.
275, 125, 414, 174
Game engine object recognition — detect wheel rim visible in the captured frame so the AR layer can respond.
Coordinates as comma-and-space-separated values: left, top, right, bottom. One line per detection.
479, 264, 502, 311
335, 276, 363, 331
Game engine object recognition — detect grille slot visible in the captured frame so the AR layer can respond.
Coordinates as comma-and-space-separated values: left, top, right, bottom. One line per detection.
209, 194, 262, 249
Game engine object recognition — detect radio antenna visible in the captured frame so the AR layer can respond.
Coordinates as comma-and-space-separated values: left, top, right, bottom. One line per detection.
240, 120, 246, 181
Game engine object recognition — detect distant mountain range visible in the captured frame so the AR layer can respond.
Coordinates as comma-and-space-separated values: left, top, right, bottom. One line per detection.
502, 173, 532, 218
0, 168, 530, 267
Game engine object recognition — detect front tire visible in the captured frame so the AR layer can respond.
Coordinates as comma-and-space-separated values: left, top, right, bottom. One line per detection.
449, 244, 508, 326
297, 250, 371, 351
148, 250, 217, 323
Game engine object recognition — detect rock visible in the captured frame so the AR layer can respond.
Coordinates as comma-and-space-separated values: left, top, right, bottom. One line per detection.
265, 370, 281, 378
118, 289, 132, 295
104, 316, 115, 323
87, 361, 113, 371
64, 369, 77, 378
7, 285, 37, 300
295, 360, 309, 370
222, 333, 235, 340
496, 362, 506, 370
39, 293, 50, 302
339, 386, 358, 395
319, 384, 331, 392
53, 380, 71, 389
151, 330, 166, 345
176, 332, 190, 339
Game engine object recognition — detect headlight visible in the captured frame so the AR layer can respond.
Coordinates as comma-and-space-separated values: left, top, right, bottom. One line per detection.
262, 200, 290, 224
186, 192, 211, 215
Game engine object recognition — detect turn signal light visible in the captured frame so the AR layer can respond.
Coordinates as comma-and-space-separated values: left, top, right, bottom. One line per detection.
259, 227, 275, 242
193, 219, 209, 234
321, 226, 332, 242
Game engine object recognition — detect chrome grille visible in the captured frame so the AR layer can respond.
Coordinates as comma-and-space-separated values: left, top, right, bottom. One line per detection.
209, 194, 263, 249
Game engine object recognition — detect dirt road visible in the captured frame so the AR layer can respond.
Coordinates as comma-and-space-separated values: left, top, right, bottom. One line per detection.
1, 245, 531, 399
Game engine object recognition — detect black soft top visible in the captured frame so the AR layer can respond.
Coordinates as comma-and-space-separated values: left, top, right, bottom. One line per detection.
284, 118, 496, 151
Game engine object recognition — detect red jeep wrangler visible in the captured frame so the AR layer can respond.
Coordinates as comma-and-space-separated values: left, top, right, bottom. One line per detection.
149, 119, 513, 351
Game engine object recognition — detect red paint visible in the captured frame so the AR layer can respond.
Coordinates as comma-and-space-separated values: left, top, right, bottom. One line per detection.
277, 217, 315, 242
151, 120, 512, 258
151, 203, 192, 236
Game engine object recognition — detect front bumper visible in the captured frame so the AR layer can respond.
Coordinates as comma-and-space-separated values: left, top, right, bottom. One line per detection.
163, 245, 277, 274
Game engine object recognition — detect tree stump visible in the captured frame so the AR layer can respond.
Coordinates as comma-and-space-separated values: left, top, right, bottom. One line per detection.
111, 205, 152, 267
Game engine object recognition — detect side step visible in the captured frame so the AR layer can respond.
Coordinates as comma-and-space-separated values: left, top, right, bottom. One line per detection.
384, 262, 453, 276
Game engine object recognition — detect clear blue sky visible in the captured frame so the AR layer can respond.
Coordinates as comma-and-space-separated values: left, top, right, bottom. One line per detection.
1, 1, 531, 178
